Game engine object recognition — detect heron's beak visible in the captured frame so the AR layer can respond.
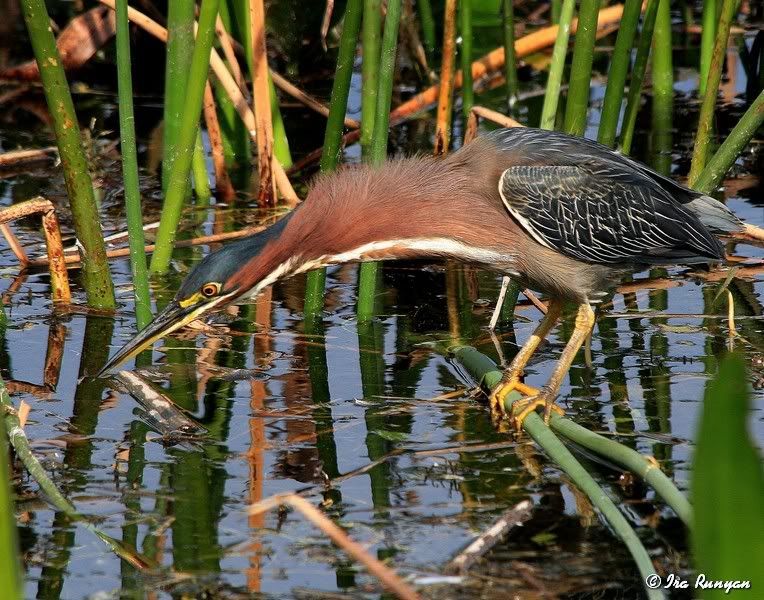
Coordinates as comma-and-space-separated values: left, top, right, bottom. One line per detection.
97, 299, 212, 377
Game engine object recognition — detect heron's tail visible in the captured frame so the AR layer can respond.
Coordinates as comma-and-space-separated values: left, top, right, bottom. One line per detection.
686, 195, 764, 244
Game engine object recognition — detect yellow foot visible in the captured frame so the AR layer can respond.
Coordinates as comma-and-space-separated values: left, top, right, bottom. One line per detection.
488, 377, 540, 419
510, 393, 565, 431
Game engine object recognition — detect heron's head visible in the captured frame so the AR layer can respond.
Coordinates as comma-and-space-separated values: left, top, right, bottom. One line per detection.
99, 214, 296, 375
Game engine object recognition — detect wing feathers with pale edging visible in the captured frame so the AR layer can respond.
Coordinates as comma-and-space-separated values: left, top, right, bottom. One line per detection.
498, 163, 724, 266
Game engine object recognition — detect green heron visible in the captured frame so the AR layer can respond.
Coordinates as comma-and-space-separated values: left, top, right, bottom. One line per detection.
100, 127, 753, 427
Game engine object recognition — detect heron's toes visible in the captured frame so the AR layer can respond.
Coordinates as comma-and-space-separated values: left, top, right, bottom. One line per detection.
488, 377, 539, 421
510, 391, 565, 431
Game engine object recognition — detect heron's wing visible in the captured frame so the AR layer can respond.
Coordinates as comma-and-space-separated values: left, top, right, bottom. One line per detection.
498, 163, 723, 265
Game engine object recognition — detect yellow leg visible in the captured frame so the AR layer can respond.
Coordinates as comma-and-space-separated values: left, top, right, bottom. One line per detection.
512, 303, 596, 428
488, 299, 563, 416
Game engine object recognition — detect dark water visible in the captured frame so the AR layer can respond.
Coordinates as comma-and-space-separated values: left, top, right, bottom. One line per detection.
1, 9, 763, 600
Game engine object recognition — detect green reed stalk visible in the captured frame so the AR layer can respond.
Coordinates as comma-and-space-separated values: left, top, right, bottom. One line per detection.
418, 0, 436, 60
651, 0, 673, 172
688, 0, 737, 187
304, 0, 364, 315
693, 88, 764, 194
0, 394, 21, 600
356, 0, 403, 322
20, 0, 115, 310
597, 0, 643, 147
551, 0, 562, 24
460, 0, 474, 118
270, 77, 293, 168
451, 346, 664, 600
502, 0, 519, 108
162, 0, 194, 193
539, 0, 576, 130
115, 0, 151, 329
563, 0, 601, 136
619, 0, 660, 154
150, 0, 221, 275
699, 0, 717, 96
361, 0, 382, 153
192, 132, 212, 202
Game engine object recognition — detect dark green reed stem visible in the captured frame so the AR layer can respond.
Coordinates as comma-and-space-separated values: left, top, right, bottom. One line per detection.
303, 0, 364, 315
597, 0, 643, 147
150, 0, 220, 275
450, 346, 665, 600
417, 0, 436, 60
688, 0, 737, 187
699, 0, 717, 96
502, 0, 519, 108
0, 386, 21, 600
115, 0, 151, 329
693, 88, 764, 194
619, 0, 660, 155
460, 0, 474, 118
650, 0, 673, 175
539, 0, 576, 130
563, 0, 601, 136
356, 0, 402, 322
361, 0, 382, 153
20, 0, 115, 310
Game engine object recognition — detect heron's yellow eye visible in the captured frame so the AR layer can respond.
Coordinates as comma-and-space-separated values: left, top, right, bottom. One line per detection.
201, 282, 221, 298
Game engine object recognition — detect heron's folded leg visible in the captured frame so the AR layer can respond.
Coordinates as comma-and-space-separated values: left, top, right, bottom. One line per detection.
511, 303, 596, 429
488, 299, 563, 417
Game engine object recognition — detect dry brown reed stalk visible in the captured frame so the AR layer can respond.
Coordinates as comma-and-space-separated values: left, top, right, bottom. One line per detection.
445, 499, 533, 574
270, 71, 360, 129
98, 0, 300, 205
248, 493, 420, 599
433, 0, 458, 155
202, 82, 236, 201
464, 105, 522, 143
214, 14, 247, 92
0, 147, 57, 167
0, 197, 70, 302
249, 0, 276, 205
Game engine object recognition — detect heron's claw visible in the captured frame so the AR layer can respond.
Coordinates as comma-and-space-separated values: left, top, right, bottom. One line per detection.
488, 376, 540, 421
510, 392, 565, 430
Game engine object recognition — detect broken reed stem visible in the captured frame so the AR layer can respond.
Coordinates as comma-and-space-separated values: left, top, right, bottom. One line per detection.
434, 0, 458, 155
249, 0, 276, 205
0, 147, 57, 167
464, 105, 523, 144
271, 71, 360, 129
248, 494, 420, 600
20, 0, 114, 309
0, 198, 70, 303
202, 82, 235, 200
687, 0, 737, 187
445, 499, 533, 574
